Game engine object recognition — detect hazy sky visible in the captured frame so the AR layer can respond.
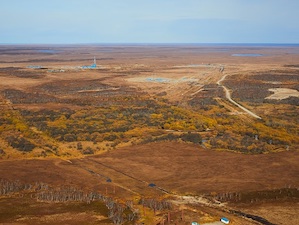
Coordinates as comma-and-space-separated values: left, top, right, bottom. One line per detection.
1, 0, 298, 44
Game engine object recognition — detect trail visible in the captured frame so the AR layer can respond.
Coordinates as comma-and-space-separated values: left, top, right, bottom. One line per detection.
69, 158, 140, 195
86, 158, 172, 195
217, 74, 262, 119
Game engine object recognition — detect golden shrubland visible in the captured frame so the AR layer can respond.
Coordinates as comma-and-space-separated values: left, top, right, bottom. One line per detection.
0, 92, 298, 159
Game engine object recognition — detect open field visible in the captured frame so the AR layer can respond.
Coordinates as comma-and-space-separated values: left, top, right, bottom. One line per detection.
0, 142, 299, 224
0, 44, 298, 224
2, 142, 298, 195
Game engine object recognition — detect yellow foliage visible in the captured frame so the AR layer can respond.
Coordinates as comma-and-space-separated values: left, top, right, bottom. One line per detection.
47, 115, 67, 129
150, 113, 163, 120
15, 122, 28, 132
163, 123, 171, 130
124, 127, 161, 138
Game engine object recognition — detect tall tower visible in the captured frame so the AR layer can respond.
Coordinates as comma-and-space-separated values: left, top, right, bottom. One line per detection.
94, 56, 96, 66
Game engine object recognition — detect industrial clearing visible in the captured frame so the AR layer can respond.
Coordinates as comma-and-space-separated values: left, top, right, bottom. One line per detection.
265, 88, 299, 100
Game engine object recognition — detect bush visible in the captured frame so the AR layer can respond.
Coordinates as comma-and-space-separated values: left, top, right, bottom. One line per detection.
180, 132, 202, 144
77, 142, 83, 150
63, 133, 77, 142
83, 147, 94, 155
6, 136, 36, 152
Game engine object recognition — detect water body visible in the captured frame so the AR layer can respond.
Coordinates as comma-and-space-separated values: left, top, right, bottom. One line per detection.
37, 49, 60, 54
146, 78, 170, 83
232, 53, 263, 57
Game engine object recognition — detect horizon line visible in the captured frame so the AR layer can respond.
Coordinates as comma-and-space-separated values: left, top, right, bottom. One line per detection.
0, 42, 299, 46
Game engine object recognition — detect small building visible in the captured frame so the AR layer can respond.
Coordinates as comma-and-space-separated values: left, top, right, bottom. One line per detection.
82, 57, 97, 69
220, 217, 229, 224
191, 222, 199, 225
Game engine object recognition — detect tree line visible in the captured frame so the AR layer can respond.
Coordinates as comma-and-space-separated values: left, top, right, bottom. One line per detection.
0, 179, 138, 224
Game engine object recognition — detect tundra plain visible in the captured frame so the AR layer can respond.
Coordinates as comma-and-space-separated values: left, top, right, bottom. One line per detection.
0, 44, 298, 225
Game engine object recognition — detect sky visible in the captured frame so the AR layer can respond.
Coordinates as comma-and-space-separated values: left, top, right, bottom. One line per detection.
0, 0, 298, 44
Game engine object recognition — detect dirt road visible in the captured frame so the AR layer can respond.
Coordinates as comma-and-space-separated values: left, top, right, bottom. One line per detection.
217, 74, 262, 119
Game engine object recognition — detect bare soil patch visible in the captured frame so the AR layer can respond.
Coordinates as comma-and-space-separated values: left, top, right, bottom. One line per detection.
265, 88, 299, 100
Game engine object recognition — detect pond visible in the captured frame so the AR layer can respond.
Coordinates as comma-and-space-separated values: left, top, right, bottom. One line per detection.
232, 53, 263, 57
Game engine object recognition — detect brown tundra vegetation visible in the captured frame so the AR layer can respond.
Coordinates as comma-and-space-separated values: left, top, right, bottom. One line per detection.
0, 44, 298, 225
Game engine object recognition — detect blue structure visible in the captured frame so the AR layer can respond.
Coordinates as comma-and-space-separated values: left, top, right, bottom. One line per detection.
220, 217, 229, 224
82, 57, 97, 69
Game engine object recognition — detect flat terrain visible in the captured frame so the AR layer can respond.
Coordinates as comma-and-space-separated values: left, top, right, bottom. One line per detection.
2, 142, 299, 224
1, 142, 298, 195
86, 142, 299, 194
0, 44, 298, 224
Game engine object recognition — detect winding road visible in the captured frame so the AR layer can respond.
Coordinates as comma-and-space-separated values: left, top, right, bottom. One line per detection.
217, 74, 262, 119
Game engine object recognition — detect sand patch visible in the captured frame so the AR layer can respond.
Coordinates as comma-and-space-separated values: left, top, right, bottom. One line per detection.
265, 88, 299, 100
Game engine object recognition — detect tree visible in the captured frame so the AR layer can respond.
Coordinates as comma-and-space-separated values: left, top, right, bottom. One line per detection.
77, 142, 83, 150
